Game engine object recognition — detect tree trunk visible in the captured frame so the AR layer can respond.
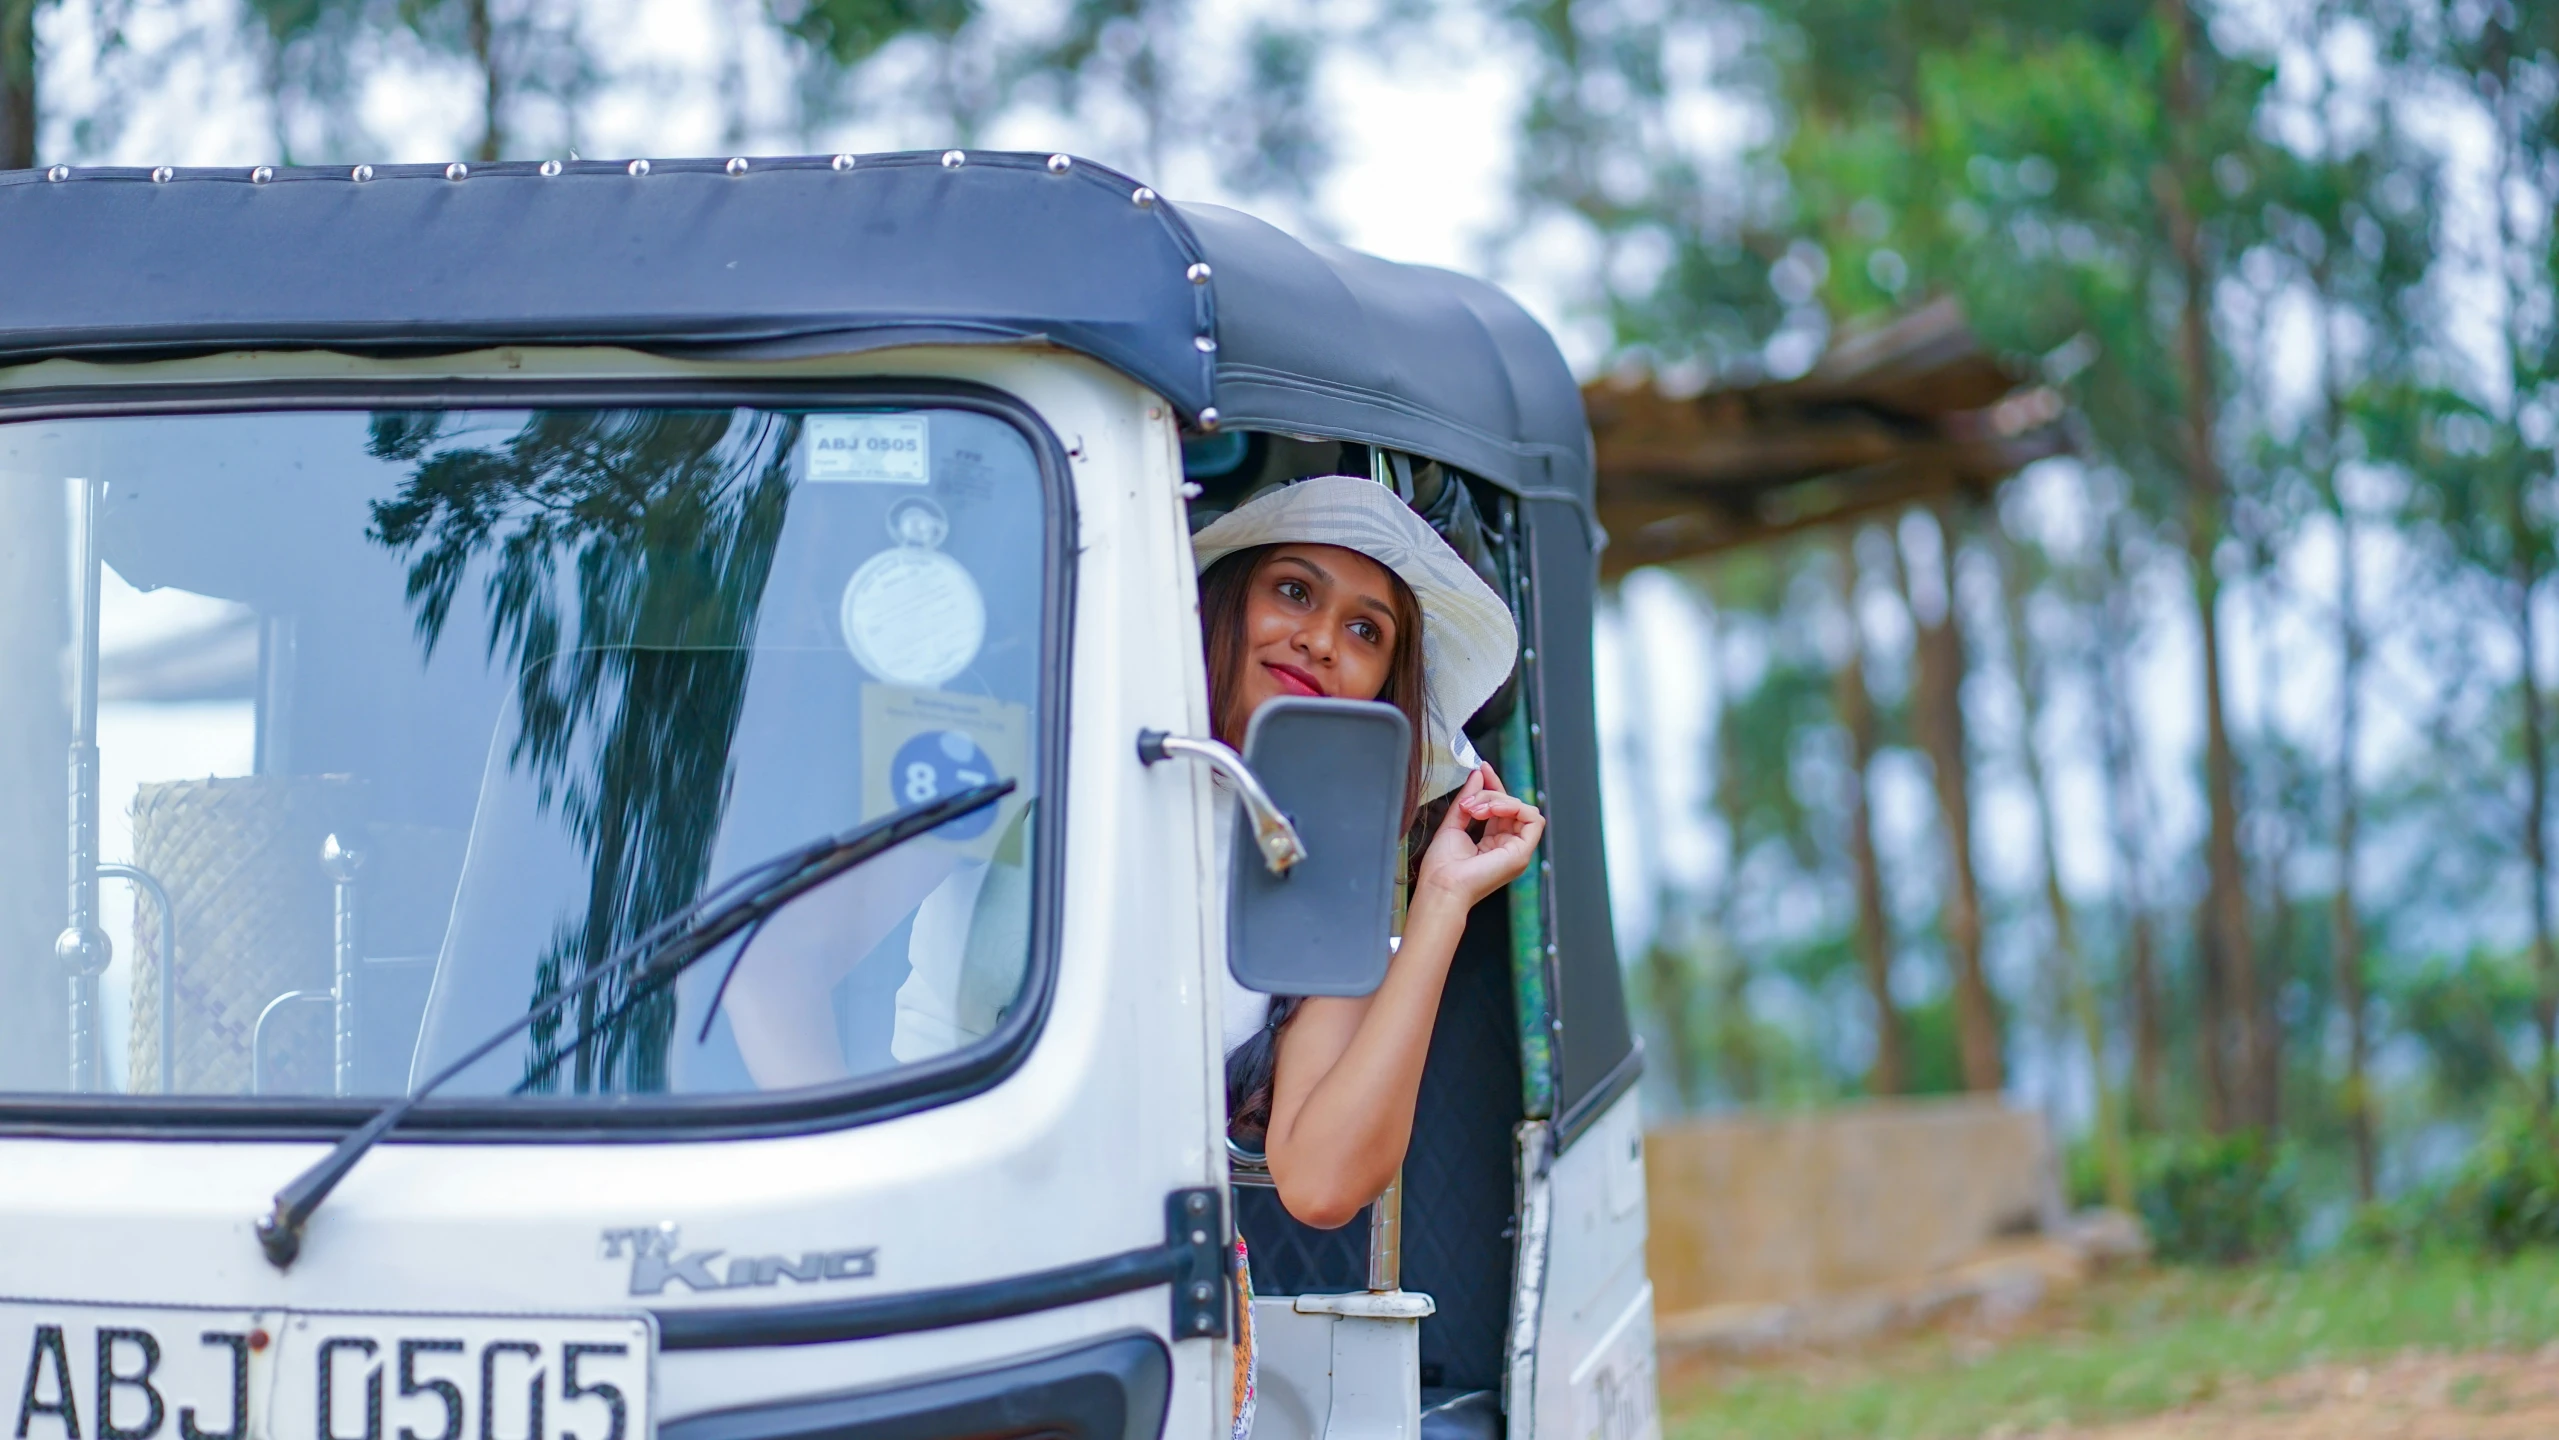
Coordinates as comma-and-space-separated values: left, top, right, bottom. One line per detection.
2517, 482, 2557, 1110
1, 0, 37, 170
2314, 280, 2376, 1199
2185, 519, 2250, 1131
1997, 528, 2130, 1207
2095, 518, 2167, 1129
469, 0, 502, 161
2247, 559, 2292, 1139
1705, 604, 1760, 1103
1897, 502, 2002, 1092
1831, 527, 1906, 1096
2156, 0, 2262, 1130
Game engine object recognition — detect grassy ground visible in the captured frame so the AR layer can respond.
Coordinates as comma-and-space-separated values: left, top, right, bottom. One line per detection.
1662, 1251, 2559, 1440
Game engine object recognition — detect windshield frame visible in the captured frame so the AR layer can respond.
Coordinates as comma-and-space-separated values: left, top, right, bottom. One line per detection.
0, 375, 1077, 1141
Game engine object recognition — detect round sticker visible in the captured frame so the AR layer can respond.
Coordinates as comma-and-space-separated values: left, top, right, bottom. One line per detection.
840, 498, 985, 687
891, 729, 1002, 839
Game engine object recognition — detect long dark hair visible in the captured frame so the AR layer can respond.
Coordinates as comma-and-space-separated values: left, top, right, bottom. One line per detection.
1199, 544, 1429, 822
1200, 543, 1431, 1144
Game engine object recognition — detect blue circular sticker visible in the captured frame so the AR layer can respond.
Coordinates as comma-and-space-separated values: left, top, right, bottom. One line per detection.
892, 729, 1001, 840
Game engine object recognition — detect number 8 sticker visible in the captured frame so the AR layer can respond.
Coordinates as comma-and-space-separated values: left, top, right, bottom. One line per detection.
890, 730, 1001, 840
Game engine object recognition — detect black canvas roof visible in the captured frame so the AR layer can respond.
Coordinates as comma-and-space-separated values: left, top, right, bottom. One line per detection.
0, 150, 1591, 503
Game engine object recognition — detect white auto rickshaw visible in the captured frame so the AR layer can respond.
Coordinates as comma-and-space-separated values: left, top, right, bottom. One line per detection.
0, 150, 1656, 1440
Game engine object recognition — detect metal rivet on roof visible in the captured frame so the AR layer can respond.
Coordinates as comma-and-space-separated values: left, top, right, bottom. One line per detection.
1198, 408, 1221, 430
941, 150, 965, 168
251, 165, 274, 184
150, 166, 174, 183
1046, 154, 1072, 174
44, 164, 68, 182
1193, 335, 1218, 353
446, 162, 469, 181
1131, 186, 1157, 208
539, 160, 562, 177
1187, 262, 1211, 284
627, 159, 650, 177
726, 157, 749, 176
831, 153, 855, 172
351, 164, 374, 182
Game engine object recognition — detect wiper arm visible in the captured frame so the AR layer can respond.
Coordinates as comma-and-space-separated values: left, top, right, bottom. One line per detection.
254, 779, 1016, 1270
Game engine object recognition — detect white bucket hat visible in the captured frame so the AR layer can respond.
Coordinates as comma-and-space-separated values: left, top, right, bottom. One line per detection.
1192, 474, 1519, 801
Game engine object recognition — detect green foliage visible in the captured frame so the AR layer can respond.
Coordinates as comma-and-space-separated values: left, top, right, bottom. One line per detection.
1894, 991, 1969, 1096
1669, 1253, 2559, 1440
2450, 1104, 2559, 1255
2134, 1132, 2297, 1265
770, 0, 972, 67
2352, 1101, 2559, 1257
2382, 949, 2534, 1106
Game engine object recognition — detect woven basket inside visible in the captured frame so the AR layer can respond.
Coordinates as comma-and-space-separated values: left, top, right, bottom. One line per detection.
129, 775, 365, 1095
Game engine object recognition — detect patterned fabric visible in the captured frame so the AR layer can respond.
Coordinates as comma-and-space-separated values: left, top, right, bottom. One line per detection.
1191, 474, 1519, 801
1230, 1236, 1258, 1440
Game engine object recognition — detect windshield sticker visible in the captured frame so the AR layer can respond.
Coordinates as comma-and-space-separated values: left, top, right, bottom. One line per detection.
862, 685, 1029, 862
804, 413, 931, 484
840, 498, 984, 686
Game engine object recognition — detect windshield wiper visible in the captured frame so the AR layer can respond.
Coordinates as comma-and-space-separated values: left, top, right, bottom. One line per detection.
255, 778, 1016, 1270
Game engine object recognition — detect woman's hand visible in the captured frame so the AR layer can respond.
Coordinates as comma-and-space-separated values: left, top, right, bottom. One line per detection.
1412, 763, 1545, 914
1265, 762, 1544, 1227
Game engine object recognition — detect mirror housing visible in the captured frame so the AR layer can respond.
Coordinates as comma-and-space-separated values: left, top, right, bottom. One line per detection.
1227, 697, 1411, 997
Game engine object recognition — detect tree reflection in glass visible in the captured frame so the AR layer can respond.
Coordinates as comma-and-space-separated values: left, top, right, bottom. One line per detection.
367, 409, 794, 1094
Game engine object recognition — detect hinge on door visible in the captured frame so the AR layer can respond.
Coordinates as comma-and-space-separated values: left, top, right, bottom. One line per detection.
1166, 1187, 1229, 1339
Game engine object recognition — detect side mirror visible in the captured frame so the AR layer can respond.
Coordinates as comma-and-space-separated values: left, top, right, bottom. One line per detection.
1228, 698, 1410, 997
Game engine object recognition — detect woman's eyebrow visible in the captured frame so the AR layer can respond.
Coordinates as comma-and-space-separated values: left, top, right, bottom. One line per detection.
1271, 554, 1333, 587
1272, 554, 1394, 623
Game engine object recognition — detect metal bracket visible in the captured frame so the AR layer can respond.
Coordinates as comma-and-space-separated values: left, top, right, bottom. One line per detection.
1165, 1187, 1228, 1340
1135, 730, 1305, 873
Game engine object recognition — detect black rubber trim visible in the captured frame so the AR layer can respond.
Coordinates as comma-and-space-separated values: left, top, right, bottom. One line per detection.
657, 1243, 1182, 1351
1550, 1039, 1643, 1154
659, 1330, 1169, 1440
656, 1189, 1224, 1351
0, 376, 1076, 1144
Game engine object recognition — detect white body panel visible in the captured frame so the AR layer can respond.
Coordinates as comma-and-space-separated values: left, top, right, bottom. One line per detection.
0, 346, 1235, 1434
1526, 1095, 1657, 1440
1246, 1298, 1425, 1440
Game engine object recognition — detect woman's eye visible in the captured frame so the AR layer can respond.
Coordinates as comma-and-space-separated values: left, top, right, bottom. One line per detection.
1351, 621, 1381, 644
1277, 579, 1309, 603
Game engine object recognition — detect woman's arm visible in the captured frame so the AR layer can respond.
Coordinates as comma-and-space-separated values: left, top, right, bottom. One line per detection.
1260, 763, 1545, 1228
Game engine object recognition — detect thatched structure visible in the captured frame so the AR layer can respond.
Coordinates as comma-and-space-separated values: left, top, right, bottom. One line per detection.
1586, 298, 2072, 576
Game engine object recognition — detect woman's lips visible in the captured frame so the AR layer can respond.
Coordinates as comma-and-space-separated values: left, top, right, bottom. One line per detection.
1265, 662, 1326, 697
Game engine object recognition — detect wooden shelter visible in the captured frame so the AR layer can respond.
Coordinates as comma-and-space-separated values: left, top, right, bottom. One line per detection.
1585, 298, 2072, 577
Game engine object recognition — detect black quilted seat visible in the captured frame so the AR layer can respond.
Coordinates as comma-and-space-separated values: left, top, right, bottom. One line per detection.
1237, 895, 1524, 1400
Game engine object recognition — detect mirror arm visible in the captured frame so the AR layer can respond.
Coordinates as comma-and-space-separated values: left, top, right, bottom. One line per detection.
1136, 730, 1307, 874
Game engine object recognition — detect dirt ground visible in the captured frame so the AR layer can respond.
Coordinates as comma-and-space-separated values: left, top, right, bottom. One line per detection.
2039, 1348, 2559, 1439
1657, 1256, 2559, 1440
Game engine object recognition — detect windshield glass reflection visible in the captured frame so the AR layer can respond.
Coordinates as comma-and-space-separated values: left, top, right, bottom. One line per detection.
0, 403, 1049, 1103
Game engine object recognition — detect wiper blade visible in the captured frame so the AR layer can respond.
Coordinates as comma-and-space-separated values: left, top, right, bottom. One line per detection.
254, 778, 1016, 1270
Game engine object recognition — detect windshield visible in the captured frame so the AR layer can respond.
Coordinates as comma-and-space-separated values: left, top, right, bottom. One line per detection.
0, 401, 1054, 1106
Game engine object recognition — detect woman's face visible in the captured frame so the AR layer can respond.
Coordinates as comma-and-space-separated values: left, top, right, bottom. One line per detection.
1231, 543, 1403, 724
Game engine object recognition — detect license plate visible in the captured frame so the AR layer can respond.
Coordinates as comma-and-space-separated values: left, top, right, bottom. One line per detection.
0, 1300, 653, 1440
